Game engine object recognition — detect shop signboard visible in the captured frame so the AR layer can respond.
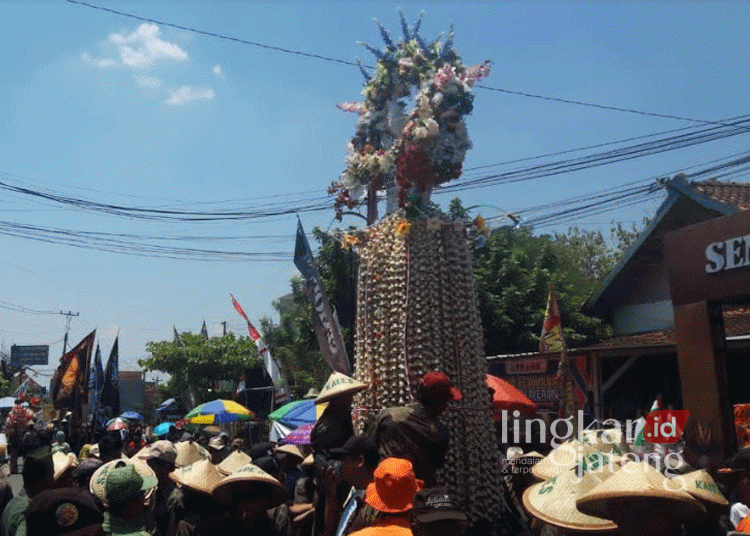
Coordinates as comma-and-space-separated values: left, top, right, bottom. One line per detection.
493, 355, 592, 413
10, 345, 49, 367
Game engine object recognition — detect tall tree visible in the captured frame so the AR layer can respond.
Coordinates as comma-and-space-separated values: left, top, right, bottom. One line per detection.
140, 333, 261, 405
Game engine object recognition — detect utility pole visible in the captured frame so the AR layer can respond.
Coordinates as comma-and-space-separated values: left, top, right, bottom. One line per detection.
221, 321, 227, 336
59, 311, 80, 355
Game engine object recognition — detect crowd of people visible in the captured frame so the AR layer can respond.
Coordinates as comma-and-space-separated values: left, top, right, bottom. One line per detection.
0, 370, 472, 536
4, 369, 750, 536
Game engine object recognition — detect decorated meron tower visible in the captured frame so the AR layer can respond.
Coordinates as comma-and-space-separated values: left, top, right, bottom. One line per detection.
330, 13, 504, 527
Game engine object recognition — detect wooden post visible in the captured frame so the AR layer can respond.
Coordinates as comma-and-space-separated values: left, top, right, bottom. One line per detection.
673, 301, 735, 462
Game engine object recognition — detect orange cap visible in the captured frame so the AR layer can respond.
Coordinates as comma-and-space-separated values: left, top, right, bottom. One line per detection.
738, 512, 750, 532
365, 458, 424, 513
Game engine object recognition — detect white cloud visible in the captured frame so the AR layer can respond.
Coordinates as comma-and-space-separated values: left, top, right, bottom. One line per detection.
213, 65, 223, 75
134, 75, 162, 88
109, 23, 188, 69
81, 52, 117, 68
165, 87, 215, 105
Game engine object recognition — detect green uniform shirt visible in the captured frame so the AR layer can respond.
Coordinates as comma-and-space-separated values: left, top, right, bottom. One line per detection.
1, 494, 28, 536
102, 512, 151, 536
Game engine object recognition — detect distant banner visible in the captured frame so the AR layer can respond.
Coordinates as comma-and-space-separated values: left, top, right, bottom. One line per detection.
51, 330, 95, 411
293, 220, 351, 375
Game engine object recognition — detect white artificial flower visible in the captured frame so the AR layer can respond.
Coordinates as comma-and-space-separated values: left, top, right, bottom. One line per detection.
414, 126, 428, 139
349, 183, 365, 200
417, 95, 432, 120
432, 92, 444, 107
386, 100, 407, 136
424, 118, 439, 138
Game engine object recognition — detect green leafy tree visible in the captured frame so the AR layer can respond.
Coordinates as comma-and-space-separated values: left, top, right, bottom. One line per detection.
456, 199, 621, 355
139, 332, 261, 405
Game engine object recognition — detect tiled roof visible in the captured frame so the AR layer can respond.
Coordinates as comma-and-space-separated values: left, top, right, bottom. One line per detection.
692, 181, 750, 211
593, 307, 750, 349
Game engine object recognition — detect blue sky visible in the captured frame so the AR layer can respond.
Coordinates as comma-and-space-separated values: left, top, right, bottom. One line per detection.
2, 1, 750, 382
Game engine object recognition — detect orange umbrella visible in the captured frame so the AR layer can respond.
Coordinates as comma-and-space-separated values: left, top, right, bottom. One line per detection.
486, 374, 537, 420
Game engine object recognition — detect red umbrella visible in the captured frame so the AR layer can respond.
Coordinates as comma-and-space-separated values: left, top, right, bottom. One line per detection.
486, 374, 537, 420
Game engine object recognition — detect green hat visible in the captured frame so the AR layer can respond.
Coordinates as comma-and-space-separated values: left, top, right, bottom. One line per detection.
105, 463, 146, 505
90, 459, 158, 506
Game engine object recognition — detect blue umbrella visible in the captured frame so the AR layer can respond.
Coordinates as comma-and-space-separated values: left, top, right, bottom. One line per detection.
153, 422, 173, 436
268, 399, 316, 429
120, 411, 143, 421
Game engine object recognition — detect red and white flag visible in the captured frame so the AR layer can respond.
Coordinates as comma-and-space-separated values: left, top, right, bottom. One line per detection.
230, 294, 288, 404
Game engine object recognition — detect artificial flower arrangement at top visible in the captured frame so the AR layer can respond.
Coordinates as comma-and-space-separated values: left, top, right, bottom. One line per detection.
330, 12, 491, 221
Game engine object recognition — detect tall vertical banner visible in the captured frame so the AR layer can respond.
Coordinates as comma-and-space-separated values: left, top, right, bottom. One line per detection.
293, 220, 351, 375
51, 330, 95, 411
540, 285, 577, 427
230, 294, 290, 405
100, 337, 120, 418
88, 344, 104, 429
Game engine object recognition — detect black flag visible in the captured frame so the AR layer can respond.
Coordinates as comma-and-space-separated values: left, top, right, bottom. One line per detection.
100, 337, 120, 418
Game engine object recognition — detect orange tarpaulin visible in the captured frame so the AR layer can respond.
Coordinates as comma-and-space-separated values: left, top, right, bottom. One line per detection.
486, 374, 537, 421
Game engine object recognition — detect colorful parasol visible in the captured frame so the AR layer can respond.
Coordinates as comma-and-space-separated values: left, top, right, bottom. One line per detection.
268, 399, 316, 429
184, 399, 255, 424
279, 423, 315, 445
486, 374, 537, 420
120, 411, 143, 421
106, 417, 130, 431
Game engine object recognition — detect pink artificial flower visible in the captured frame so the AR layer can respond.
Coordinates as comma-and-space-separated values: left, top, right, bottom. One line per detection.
460, 60, 492, 87
337, 102, 366, 114
434, 64, 455, 90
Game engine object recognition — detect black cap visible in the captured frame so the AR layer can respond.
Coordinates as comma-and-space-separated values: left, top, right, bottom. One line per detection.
411, 486, 468, 524
724, 447, 750, 471
25, 487, 103, 536
23, 446, 54, 486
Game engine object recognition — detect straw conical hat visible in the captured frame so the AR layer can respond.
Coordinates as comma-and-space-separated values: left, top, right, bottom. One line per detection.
316, 372, 368, 404
53, 451, 77, 481
523, 464, 620, 532
577, 461, 706, 520
90, 458, 158, 506
175, 439, 210, 467
217, 450, 252, 476
679, 469, 729, 507
212, 463, 286, 507
275, 444, 305, 461
131, 445, 151, 461
169, 458, 223, 495
532, 440, 595, 480
582, 428, 629, 456
301, 454, 314, 467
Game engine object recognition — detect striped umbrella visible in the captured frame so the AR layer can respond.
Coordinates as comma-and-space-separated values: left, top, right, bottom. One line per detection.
184, 399, 255, 425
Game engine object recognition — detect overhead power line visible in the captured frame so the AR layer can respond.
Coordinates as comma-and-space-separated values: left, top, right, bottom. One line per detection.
0, 220, 293, 262
65, 0, 361, 68
4, 113, 750, 232
65, 0, 740, 127
0, 299, 61, 315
